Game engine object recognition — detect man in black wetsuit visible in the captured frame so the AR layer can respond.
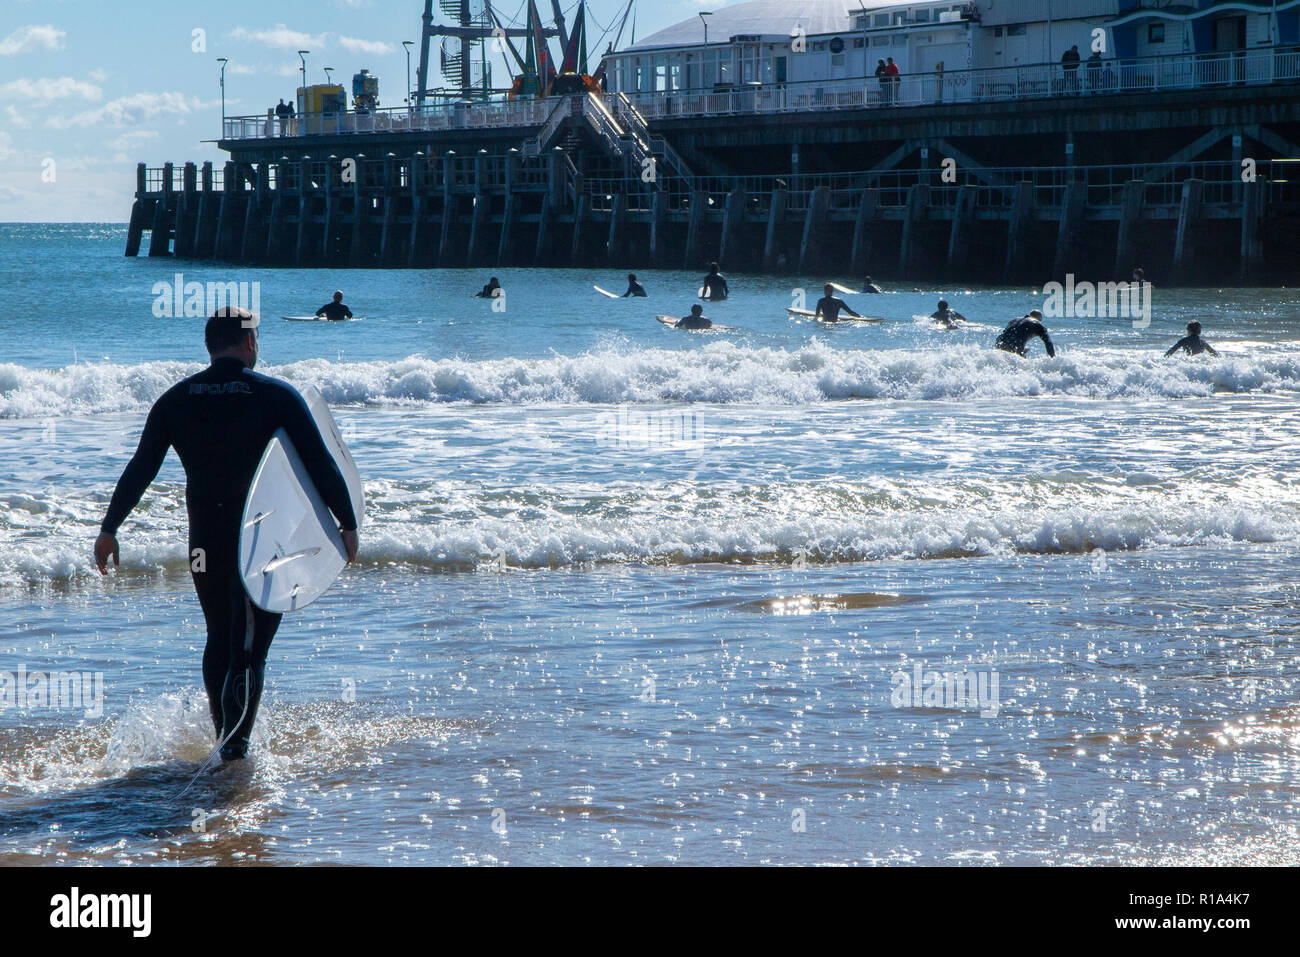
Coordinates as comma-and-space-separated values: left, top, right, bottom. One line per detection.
862, 276, 882, 294
475, 277, 503, 299
624, 274, 647, 298
315, 290, 352, 322
676, 305, 712, 330
930, 300, 966, 328
815, 284, 863, 322
995, 309, 1056, 357
701, 263, 729, 301
1166, 321, 1219, 357
94, 309, 359, 762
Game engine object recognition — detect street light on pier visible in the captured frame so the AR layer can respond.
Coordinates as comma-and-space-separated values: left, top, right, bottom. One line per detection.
298, 50, 310, 102
403, 40, 414, 112
324, 67, 334, 85
217, 58, 228, 128
699, 12, 712, 45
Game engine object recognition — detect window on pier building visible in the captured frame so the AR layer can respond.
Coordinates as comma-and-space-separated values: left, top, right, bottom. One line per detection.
1149, 23, 1165, 44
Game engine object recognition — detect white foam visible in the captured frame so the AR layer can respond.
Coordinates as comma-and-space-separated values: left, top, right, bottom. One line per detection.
5, 342, 1300, 418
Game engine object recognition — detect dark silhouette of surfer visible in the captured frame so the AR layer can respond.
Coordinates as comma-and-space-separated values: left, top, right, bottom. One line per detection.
996, 310, 1056, 357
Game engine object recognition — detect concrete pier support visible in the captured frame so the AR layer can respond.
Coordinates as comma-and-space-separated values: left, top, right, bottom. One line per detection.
649, 190, 669, 268
147, 162, 174, 257
535, 193, 555, 266
407, 156, 426, 267
719, 189, 747, 270
379, 159, 401, 267
1052, 179, 1087, 280
850, 189, 880, 276
947, 185, 976, 272
173, 162, 197, 258
437, 153, 458, 267
1114, 180, 1144, 279
296, 159, 314, 266
496, 151, 521, 266
762, 189, 790, 272
1173, 178, 1204, 282
899, 184, 930, 276
607, 192, 628, 265
1239, 179, 1264, 282
213, 162, 240, 261
571, 194, 591, 263
799, 187, 831, 272
467, 152, 493, 267
684, 191, 709, 268
125, 164, 147, 257
1004, 181, 1035, 281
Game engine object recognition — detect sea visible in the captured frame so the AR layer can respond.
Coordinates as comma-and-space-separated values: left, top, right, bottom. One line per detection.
1, 222, 1298, 865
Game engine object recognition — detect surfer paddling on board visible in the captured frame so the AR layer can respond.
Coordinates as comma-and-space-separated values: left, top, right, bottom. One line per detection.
815, 284, 863, 323
315, 290, 353, 322
1166, 321, 1219, 357
930, 300, 967, 328
675, 304, 713, 330
624, 274, 648, 298
94, 308, 359, 762
995, 310, 1056, 357
701, 262, 729, 302
475, 277, 503, 299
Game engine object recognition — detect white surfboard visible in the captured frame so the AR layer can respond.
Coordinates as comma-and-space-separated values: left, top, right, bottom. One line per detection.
594, 285, 620, 299
239, 387, 364, 613
787, 307, 883, 323
657, 314, 734, 332
283, 316, 365, 322
829, 283, 860, 296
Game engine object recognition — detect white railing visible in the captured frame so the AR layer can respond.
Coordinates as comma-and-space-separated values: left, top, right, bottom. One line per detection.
220, 47, 1300, 142
626, 46, 1300, 120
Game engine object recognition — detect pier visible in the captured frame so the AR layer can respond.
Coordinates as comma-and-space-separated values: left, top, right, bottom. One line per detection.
127, 43, 1300, 284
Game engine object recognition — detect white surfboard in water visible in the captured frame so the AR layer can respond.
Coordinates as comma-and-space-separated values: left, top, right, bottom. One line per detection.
594, 285, 620, 299
239, 387, 364, 613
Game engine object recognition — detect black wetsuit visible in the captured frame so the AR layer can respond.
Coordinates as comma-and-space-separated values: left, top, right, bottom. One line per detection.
996, 318, 1056, 357
1166, 335, 1218, 357
624, 282, 647, 298
316, 301, 353, 321
931, 308, 966, 328
100, 357, 358, 755
863, 282, 883, 294
702, 274, 729, 301
475, 284, 502, 299
677, 315, 712, 330
815, 296, 858, 322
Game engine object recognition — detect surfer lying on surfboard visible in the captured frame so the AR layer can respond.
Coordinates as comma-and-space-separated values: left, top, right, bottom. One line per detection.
94, 308, 360, 763
930, 300, 967, 328
315, 291, 353, 322
815, 284, 864, 322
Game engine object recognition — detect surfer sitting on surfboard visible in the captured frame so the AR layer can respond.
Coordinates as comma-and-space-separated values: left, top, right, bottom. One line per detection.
475, 277, 504, 299
675, 305, 713, 330
815, 284, 863, 323
863, 276, 883, 294
624, 274, 647, 298
94, 308, 360, 762
315, 291, 353, 322
701, 263, 729, 302
930, 300, 967, 328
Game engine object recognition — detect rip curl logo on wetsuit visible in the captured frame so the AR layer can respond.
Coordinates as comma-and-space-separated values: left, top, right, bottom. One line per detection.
189, 382, 253, 396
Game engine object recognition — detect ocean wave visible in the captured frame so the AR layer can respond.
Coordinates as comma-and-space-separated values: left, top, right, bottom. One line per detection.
5, 342, 1300, 418
3, 478, 1294, 589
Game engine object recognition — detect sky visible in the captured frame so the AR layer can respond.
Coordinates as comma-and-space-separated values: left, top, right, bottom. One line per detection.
0, 0, 704, 222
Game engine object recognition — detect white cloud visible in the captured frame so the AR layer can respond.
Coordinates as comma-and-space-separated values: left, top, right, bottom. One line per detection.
5, 106, 31, 129
229, 24, 324, 50
337, 36, 394, 56
0, 24, 66, 56
108, 130, 159, 152
46, 92, 207, 129
0, 76, 103, 103
88, 69, 111, 83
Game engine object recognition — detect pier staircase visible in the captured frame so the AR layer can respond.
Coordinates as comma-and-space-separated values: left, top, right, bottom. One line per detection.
521, 93, 697, 191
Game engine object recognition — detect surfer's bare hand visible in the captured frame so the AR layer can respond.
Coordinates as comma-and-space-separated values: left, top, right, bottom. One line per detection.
341, 528, 359, 564
94, 533, 119, 575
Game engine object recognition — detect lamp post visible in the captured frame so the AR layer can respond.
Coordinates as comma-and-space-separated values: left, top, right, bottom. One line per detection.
699, 12, 712, 45
298, 49, 309, 103
403, 40, 414, 111
324, 67, 334, 85
217, 57, 227, 128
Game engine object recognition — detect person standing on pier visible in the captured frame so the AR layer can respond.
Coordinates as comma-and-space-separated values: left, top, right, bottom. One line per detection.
875, 59, 889, 105
996, 310, 1056, 357
1166, 321, 1219, 358
886, 58, 901, 104
701, 263, 729, 302
624, 274, 648, 298
275, 99, 289, 137
1061, 46, 1081, 93
1086, 50, 1103, 92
